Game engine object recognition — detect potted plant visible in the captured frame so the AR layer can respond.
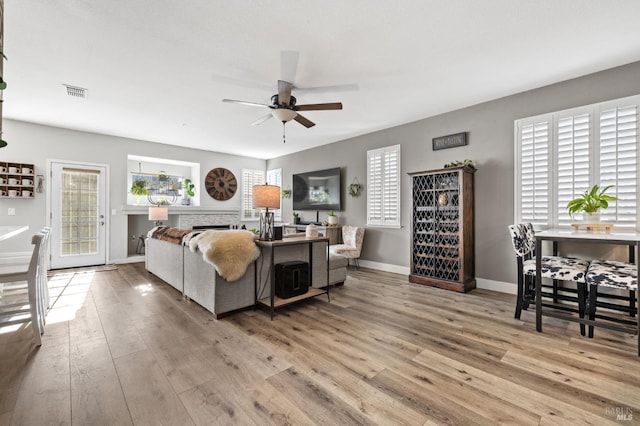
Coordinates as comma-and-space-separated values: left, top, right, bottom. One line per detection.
130, 179, 148, 205
181, 178, 195, 205
293, 212, 300, 224
566, 184, 617, 223
327, 210, 338, 226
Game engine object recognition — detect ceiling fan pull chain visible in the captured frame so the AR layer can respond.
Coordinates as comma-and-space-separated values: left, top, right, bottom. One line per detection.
282, 122, 286, 143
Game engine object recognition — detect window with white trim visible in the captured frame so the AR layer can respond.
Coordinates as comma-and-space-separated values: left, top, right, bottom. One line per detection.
515, 95, 639, 228
367, 144, 401, 227
241, 168, 265, 221
266, 168, 282, 221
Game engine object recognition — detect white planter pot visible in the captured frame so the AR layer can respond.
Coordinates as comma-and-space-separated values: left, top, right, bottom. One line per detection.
584, 212, 601, 224
328, 216, 338, 225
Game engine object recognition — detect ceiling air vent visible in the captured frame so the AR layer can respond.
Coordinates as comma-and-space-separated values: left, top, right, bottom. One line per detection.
63, 84, 88, 99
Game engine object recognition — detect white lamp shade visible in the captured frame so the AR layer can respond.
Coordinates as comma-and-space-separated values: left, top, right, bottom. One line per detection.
271, 108, 297, 123
148, 206, 169, 221
252, 184, 281, 209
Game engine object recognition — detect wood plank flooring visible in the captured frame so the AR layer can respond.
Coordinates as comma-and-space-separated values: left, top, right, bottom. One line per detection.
0, 263, 638, 425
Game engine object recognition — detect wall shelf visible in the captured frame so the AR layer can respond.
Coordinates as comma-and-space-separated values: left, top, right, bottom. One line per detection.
0, 162, 35, 199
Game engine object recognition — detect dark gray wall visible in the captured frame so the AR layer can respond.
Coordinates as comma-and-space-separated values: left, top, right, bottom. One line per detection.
268, 61, 640, 287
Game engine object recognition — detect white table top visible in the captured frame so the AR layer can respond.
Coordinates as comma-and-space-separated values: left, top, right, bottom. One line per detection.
536, 228, 640, 242
0, 225, 29, 242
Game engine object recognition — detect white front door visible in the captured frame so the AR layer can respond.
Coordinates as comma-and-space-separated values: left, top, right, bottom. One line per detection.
50, 161, 107, 269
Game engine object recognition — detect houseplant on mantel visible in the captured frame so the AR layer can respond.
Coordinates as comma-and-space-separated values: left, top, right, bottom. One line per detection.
567, 184, 617, 223
130, 179, 148, 205
181, 178, 195, 206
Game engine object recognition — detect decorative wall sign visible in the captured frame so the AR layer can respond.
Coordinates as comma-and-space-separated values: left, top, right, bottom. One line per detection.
432, 132, 467, 151
205, 168, 237, 201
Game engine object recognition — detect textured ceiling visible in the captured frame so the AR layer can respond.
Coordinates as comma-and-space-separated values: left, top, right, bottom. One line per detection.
4, 0, 640, 159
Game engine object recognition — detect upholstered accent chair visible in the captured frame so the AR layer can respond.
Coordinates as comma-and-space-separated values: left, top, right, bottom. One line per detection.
508, 223, 589, 330
585, 259, 638, 338
329, 226, 365, 269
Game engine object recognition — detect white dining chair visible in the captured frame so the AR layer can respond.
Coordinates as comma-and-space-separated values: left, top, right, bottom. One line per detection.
0, 233, 46, 345
0, 227, 51, 332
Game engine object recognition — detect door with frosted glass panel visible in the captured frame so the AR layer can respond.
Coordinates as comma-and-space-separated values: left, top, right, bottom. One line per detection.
50, 162, 107, 269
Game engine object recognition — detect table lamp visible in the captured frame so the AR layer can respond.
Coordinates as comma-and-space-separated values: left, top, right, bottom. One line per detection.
148, 206, 169, 226
252, 184, 280, 240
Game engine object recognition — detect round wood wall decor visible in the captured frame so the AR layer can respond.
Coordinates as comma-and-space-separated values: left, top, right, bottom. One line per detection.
205, 168, 237, 201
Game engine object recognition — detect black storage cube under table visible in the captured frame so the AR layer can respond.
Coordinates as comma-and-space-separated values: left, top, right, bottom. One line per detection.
275, 261, 309, 299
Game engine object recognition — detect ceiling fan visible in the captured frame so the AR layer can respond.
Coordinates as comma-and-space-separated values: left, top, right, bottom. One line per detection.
221, 51, 349, 142
223, 80, 342, 129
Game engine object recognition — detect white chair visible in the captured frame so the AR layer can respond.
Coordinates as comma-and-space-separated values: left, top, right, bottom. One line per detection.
0, 227, 51, 332
0, 233, 46, 345
329, 226, 365, 269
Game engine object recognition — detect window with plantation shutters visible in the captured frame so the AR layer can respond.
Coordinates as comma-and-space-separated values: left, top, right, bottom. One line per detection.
241, 169, 265, 221
599, 104, 637, 227
367, 144, 401, 227
556, 113, 591, 226
518, 120, 550, 226
266, 168, 282, 221
515, 94, 640, 228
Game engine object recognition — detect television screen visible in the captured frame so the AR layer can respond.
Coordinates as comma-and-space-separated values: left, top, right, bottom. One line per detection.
293, 167, 341, 211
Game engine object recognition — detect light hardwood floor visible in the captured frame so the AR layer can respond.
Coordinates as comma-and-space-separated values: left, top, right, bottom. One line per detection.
0, 263, 638, 425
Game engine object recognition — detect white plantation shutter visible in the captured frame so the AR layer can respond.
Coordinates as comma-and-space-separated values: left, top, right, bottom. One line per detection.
266, 168, 282, 220
515, 94, 640, 228
367, 144, 401, 227
242, 169, 265, 220
599, 105, 637, 227
557, 114, 591, 225
519, 121, 550, 226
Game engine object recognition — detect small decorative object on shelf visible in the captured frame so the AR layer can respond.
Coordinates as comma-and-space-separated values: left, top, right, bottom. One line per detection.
130, 179, 148, 205
181, 178, 195, 206
293, 212, 300, 224
444, 159, 477, 169
349, 177, 362, 197
567, 184, 617, 224
305, 223, 318, 238
327, 210, 338, 225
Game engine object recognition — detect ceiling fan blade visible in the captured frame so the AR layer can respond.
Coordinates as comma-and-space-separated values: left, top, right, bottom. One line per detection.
294, 102, 343, 111
294, 83, 359, 94
250, 114, 274, 126
222, 99, 269, 108
278, 80, 293, 106
280, 51, 299, 85
294, 114, 316, 128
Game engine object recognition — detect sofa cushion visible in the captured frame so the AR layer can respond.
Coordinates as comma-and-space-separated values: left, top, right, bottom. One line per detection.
329, 252, 348, 269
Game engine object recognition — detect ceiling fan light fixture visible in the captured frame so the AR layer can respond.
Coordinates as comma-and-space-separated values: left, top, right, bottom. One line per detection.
271, 108, 297, 123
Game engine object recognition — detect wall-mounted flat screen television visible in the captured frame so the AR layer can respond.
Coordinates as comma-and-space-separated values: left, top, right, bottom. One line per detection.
292, 167, 341, 211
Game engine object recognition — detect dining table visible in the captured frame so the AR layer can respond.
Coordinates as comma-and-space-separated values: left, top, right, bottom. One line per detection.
535, 228, 640, 356
0, 225, 29, 242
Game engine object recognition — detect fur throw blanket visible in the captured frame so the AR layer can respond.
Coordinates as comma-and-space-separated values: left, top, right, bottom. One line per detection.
188, 230, 260, 282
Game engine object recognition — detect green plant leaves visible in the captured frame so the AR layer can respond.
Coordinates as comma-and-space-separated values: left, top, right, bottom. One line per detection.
566, 184, 617, 217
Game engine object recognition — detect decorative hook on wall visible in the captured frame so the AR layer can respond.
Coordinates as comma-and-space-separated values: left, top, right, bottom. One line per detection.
349, 177, 362, 197
36, 174, 45, 193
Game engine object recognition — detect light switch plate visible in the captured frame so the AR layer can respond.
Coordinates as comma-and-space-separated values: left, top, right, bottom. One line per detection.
8, 208, 15, 215
112, 209, 117, 216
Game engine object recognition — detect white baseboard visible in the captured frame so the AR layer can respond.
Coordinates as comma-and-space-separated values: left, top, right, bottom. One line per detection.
357, 260, 516, 295
358, 259, 410, 275
113, 255, 145, 264
476, 278, 517, 295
